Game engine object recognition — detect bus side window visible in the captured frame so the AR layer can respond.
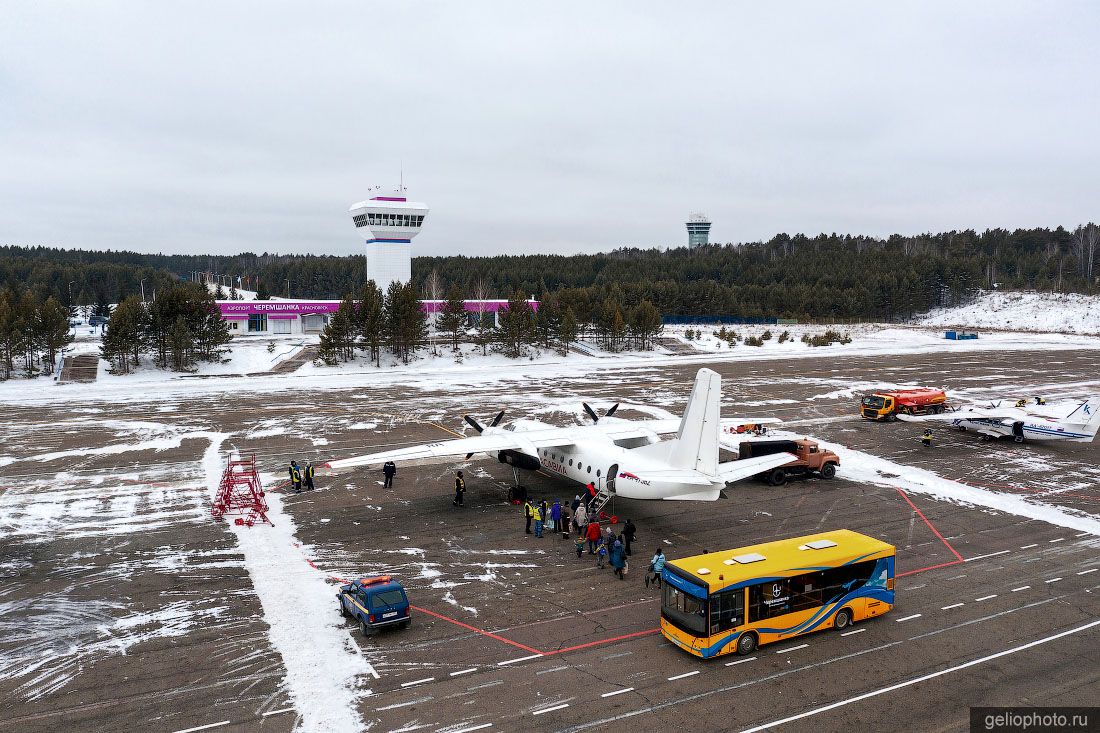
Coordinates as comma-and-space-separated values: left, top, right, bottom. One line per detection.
749, 579, 791, 620
711, 589, 744, 634
789, 573, 824, 612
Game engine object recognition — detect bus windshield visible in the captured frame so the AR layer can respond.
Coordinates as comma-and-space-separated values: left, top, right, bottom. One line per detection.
861, 395, 886, 409
662, 584, 707, 635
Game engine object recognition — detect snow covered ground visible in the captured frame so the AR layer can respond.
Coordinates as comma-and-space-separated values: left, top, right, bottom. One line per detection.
762, 430, 1100, 536
12, 322, 1097, 406
915, 290, 1100, 335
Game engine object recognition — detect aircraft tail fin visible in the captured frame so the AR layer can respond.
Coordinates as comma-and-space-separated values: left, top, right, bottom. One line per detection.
1065, 396, 1100, 441
633, 368, 721, 473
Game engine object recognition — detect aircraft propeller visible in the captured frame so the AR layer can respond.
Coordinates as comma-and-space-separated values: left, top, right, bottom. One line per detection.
462, 410, 505, 458
583, 402, 619, 424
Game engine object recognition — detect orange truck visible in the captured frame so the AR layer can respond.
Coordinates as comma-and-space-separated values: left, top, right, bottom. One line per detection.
860, 388, 948, 421
738, 439, 840, 486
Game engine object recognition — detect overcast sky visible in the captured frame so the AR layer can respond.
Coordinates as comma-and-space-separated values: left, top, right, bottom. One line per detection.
1, 2, 1097, 257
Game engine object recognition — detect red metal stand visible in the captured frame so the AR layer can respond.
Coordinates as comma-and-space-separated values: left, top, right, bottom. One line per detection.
212, 454, 271, 527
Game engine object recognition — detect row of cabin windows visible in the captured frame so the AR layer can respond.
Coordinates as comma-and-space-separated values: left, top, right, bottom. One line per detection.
538, 448, 600, 477
353, 213, 424, 228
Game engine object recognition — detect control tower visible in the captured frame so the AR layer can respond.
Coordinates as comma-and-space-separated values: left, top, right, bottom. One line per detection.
686, 212, 711, 248
349, 186, 429, 291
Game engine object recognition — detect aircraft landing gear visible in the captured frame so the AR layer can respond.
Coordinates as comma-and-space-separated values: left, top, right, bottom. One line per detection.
507, 467, 528, 503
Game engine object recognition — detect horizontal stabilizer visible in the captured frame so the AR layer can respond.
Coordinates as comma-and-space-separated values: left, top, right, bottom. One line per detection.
717, 452, 797, 483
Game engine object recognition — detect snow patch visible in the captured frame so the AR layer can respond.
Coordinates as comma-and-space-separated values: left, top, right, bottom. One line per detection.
205, 438, 374, 733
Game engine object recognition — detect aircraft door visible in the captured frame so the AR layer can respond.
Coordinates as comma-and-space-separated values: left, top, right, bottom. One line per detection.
606, 463, 618, 494
1012, 421, 1025, 442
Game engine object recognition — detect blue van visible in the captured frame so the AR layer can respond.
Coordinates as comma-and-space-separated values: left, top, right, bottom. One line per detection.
337, 576, 411, 635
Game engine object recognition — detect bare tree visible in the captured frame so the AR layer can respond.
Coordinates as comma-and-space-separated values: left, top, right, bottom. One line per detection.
471, 277, 492, 326
423, 268, 442, 303
1070, 223, 1100, 280
1089, 224, 1100, 282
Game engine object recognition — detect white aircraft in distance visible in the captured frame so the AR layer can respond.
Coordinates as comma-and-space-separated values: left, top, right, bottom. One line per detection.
325, 368, 794, 502
898, 397, 1100, 444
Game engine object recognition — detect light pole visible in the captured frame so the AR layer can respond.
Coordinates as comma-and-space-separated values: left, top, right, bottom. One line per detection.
140, 279, 147, 303
285, 279, 291, 299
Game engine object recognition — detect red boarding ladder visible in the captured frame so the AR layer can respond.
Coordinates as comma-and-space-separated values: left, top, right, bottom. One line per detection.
211, 453, 272, 527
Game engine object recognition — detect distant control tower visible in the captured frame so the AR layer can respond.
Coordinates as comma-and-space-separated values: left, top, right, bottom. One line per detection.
686, 212, 711, 248
349, 186, 429, 291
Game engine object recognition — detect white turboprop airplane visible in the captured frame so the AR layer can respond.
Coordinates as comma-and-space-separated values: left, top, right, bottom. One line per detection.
324, 368, 794, 502
898, 396, 1100, 444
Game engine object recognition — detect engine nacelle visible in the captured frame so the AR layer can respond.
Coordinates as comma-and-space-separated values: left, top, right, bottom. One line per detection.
497, 450, 540, 471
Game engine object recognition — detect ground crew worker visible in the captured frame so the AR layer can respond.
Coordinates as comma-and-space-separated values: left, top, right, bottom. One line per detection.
1035, 396, 1046, 405
1015, 398, 1027, 408
524, 499, 534, 534
453, 470, 466, 507
289, 461, 302, 493
303, 462, 315, 491
382, 461, 396, 488
921, 429, 933, 448
533, 503, 544, 537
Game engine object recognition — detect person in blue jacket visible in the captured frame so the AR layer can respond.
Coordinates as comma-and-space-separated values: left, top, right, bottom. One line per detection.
610, 539, 627, 581
646, 548, 665, 589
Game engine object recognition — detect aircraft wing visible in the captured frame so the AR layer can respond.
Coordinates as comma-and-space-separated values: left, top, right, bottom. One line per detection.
324, 430, 578, 472
896, 407, 1023, 423
717, 452, 797, 483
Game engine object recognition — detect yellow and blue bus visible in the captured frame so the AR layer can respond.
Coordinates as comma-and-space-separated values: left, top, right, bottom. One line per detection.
660, 529, 895, 658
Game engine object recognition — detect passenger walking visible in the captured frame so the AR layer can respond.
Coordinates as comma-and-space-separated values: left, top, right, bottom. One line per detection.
603, 524, 615, 550
646, 548, 665, 589
550, 501, 561, 534
573, 503, 588, 534
289, 461, 302, 494
584, 482, 597, 510
574, 535, 585, 557
382, 460, 396, 488
571, 494, 581, 514
524, 499, 534, 534
534, 504, 544, 538
585, 520, 602, 554
610, 539, 626, 580
304, 462, 316, 491
453, 470, 466, 506
596, 540, 608, 568
921, 429, 933, 448
622, 518, 637, 556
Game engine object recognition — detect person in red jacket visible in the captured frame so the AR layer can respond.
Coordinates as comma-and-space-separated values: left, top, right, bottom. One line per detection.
584, 481, 597, 511
585, 520, 602, 555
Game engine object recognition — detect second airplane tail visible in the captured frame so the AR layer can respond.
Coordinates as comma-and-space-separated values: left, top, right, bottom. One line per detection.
1065, 396, 1100, 442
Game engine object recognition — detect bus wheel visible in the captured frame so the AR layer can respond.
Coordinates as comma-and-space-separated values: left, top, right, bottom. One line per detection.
835, 608, 852, 630
736, 632, 757, 656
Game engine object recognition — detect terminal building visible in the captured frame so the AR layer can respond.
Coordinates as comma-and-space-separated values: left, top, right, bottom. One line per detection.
686, 212, 711, 248
348, 186, 430, 291
216, 298, 539, 336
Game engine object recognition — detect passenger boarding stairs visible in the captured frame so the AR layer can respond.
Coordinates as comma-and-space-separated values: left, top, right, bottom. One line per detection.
589, 484, 614, 518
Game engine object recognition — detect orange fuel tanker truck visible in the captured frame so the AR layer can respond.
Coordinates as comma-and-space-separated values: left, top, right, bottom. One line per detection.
860, 388, 949, 421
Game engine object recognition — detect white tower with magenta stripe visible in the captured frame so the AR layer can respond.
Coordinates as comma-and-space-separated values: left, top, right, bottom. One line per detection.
349, 186, 429, 291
